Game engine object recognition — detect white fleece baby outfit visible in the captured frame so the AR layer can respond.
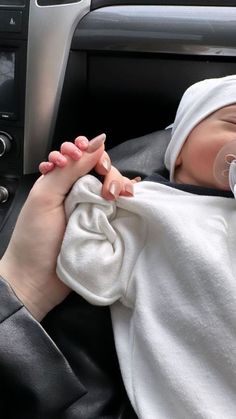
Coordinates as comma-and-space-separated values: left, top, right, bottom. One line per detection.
57, 175, 236, 419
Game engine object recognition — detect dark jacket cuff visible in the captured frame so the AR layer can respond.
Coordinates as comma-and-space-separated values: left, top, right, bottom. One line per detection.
0, 276, 86, 419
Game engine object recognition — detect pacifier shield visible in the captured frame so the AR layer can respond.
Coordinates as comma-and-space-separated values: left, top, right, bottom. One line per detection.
213, 140, 236, 189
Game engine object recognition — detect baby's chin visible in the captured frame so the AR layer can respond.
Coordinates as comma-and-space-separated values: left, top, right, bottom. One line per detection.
218, 184, 231, 192
174, 173, 231, 191
203, 179, 231, 191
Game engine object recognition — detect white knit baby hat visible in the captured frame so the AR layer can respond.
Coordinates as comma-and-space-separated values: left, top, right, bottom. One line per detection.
164, 75, 236, 181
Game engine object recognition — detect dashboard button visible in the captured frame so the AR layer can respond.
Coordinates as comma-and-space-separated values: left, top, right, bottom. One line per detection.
0, 10, 22, 33
0, 132, 12, 157
0, 186, 9, 203
0, 112, 15, 120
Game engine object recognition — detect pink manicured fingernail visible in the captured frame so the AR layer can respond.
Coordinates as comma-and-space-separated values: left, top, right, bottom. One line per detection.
46, 162, 54, 170
88, 133, 106, 152
72, 149, 82, 160
55, 157, 66, 167
39, 161, 54, 174
77, 139, 88, 149
80, 139, 87, 146
124, 183, 134, 196
109, 181, 120, 198
101, 157, 111, 172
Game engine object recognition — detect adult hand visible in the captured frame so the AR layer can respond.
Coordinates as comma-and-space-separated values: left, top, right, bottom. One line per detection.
39, 134, 140, 199
0, 134, 139, 321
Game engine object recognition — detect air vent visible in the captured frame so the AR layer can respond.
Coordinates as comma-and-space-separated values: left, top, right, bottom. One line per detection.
0, 0, 25, 5
38, 0, 81, 5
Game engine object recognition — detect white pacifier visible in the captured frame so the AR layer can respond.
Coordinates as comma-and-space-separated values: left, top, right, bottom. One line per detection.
213, 140, 236, 193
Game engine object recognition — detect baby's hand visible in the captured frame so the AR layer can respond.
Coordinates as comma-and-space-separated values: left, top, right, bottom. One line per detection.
39, 134, 140, 200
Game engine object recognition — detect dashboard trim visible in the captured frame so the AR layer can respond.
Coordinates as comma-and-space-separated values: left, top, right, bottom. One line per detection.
24, 0, 90, 173
73, 5, 236, 57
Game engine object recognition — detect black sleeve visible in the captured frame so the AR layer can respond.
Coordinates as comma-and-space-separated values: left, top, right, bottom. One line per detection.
0, 276, 86, 419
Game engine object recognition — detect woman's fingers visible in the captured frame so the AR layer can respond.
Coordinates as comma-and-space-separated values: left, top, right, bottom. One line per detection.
39, 134, 107, 175
38, 161, 55, 175
94, 151, 112, 176
101, 166, 131, 200
74, 135, 89, 151
48, 150, 68, 167
38, 134, 141, 201
60, 142, 83, 160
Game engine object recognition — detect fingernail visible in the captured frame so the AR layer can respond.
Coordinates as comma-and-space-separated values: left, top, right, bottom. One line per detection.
78, 139, 88, 149
124, 183, 134, 196
75, 136, 89, 150
72, 149, 82, 160
109, 181, 120, 198
55, 157, 66, 167
101, 157, 111, 172
134, 176, 142, 182
88, 133, 106, 152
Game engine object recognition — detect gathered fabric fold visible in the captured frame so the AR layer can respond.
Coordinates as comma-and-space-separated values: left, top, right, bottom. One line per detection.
57, 174, 236, 418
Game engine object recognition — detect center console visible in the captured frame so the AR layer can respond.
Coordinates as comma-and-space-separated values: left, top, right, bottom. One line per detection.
0, 0, 28, 190
0, 0, 29, 182
0, 0, 29, 254
0, 0, 89, 255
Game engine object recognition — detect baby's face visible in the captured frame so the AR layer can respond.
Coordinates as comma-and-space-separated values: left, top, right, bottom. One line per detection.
174, 104, 236, 189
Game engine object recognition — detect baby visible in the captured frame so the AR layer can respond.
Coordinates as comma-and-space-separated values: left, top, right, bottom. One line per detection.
40, 75, 236, 419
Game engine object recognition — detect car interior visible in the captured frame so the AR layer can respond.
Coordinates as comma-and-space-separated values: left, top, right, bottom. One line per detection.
1, 0, 236, 417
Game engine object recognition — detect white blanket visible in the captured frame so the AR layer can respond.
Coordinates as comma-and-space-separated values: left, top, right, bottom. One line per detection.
57, 175, 236, 419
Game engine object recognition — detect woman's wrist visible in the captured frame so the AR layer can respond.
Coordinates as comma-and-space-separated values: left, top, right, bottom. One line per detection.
0, 258, 55, 321
8, 285, 47, 321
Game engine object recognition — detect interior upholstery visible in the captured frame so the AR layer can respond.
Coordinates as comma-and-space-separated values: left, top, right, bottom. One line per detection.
110, 128, 171, 179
